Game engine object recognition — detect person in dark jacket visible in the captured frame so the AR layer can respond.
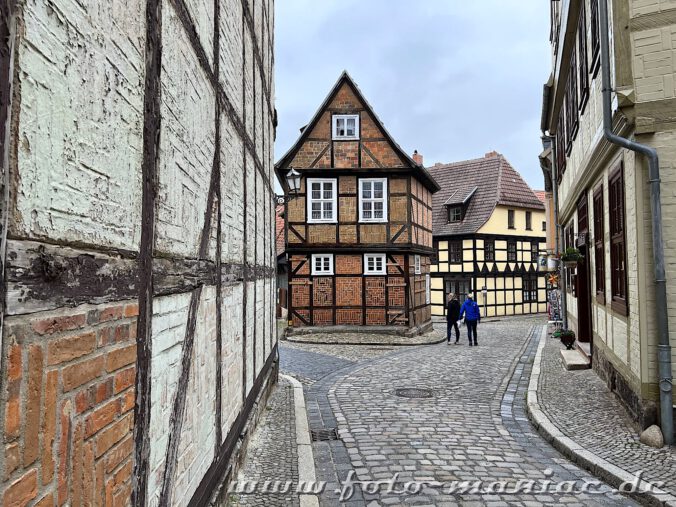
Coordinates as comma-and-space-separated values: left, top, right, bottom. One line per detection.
446, 293, 461, 344
459, 294, 481, 346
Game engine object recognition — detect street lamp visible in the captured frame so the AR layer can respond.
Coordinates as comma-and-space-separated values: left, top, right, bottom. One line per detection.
285, 168, 301, 198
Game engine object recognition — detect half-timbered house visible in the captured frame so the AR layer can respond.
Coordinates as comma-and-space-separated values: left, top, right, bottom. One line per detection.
275, 72, 440, 333
429, 152, 548, 318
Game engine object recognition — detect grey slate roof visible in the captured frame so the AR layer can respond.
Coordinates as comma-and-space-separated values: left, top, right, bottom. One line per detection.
429, 153, 545, 237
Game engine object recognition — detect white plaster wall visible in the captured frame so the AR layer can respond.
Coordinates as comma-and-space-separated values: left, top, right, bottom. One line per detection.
245, 281, 255, 396
13, 0, 144, 250
155, 1, 216, 259
148, 292, 192, 507
221, 284, 244, 438
172, 287, 217, 507
219, 0, 244, 122
220, 113, 245, 264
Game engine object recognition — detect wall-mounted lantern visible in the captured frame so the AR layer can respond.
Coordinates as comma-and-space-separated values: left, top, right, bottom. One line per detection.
285, 168, 301, 199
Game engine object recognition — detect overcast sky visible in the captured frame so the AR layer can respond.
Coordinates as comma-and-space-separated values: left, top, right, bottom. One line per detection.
273, 0, 551, 192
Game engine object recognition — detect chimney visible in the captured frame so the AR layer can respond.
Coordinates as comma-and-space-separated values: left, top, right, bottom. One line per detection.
412, 150, 423, 165
485, 150, 499, 158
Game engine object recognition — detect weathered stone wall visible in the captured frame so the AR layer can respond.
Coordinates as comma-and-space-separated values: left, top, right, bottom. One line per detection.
0, 0, 276, 505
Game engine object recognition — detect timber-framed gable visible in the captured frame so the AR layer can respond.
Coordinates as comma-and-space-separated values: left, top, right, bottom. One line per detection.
276, 72, 439, 332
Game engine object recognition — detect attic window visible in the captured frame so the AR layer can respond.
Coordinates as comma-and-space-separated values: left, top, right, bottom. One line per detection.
333, 114, 359, 140
448, 206, 462, 223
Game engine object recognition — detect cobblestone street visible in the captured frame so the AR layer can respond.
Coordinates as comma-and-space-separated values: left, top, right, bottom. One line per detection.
232, 318, 648, 506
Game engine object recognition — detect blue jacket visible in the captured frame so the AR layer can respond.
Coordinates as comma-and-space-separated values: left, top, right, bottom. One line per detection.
459, 298, 481, 321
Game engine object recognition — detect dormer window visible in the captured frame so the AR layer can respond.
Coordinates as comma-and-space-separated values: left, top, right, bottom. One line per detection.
448, 206, 462, 223
333, 114, 359, 140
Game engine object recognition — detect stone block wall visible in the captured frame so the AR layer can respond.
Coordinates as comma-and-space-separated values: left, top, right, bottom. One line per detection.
0, 0, 276, 505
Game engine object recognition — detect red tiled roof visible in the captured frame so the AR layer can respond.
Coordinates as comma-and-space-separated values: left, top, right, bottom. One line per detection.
275, 204, 285, 256
533, 190, 547, 203
429, 152, 545, 237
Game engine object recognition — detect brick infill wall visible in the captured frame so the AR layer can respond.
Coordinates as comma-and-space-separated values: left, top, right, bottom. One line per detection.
1, 301, 138, 506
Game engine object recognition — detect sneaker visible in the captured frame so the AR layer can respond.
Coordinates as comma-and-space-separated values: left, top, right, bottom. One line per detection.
474, 342, 478, 346
469, 342, 473, 347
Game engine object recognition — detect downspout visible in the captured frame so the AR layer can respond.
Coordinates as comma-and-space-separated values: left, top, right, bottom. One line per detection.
600, 0, 673, 444
551, 138, 568, 330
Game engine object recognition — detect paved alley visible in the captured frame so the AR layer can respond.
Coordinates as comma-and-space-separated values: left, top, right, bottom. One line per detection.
231, 318, 644, 506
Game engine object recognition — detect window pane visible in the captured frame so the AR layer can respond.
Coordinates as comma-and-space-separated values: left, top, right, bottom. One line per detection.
312, 182, 320, 192
363, 202, 372, 211
374, 182, 383, 198
323, 258, 329, 270
362, 185, 372, 198
336, 118, 345, 136
346, 118, 355, 136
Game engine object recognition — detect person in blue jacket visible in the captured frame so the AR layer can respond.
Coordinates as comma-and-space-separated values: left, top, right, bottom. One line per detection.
459, 294, 481, 346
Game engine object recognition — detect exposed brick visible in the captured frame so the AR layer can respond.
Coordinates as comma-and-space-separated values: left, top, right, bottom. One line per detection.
335, 255, 361, 275
365, 277, 386, 306
81, 441, 95, 507
312, 277, 333, 307
71, 421, 84, 506
62, 355, 105, 392
120, 389, 135, 414
336, 277, 362, 306
7, 344, 22, 381
312, 309, 333, 326
336, 309, 362, 325
307, 224, 336, 243
42, 370, 57, 485
113, 323, 131, 344
57, 400, 72, 505
47, 331, 96, 365
105, 344, 136, 372
95, 412, 133, 458
85, 398, 120, 438
292, 310, 310, 327
4, 442, 20, 479
366, 308, 386, 325
291, 284, 309, 308
114, 367, 135, 394
123, 303, 139, 317
33, 493, 54, 507
113, 481, 131, 507
113, 460, 132, 486
3, 468, 37, 507
99, 305, 124, 323
104, 435, 133, 474
23, 345, 43, 466
5, 388, 21, 440
31, 314, 86, 336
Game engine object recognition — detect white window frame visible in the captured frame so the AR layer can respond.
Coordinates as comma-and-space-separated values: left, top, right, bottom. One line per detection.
414, 255, 421, 274
426, 274, 431, 305
311, 254, 334, 275
332, 114, 360, 140
307, 178, 337, 223
363, 253, 387, 275
359, 178, 388, 223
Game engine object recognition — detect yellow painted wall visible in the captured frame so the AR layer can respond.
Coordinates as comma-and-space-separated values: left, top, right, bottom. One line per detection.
478, 206, 546, 237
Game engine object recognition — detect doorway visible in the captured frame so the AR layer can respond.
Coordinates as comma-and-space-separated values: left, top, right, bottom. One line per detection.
443, 277, 470, 316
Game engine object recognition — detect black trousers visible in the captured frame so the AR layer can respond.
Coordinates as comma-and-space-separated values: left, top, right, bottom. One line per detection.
447, 319, 460, 342
466, 319, 478, 344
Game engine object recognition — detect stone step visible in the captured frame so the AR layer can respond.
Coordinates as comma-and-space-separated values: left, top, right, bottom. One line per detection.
560, 348, 591, 370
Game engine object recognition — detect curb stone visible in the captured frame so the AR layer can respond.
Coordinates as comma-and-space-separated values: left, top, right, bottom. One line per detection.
526, 327, 676, 507
280, 374, 319, 507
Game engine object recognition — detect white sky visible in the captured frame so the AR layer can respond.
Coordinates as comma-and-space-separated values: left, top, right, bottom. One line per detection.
274, 0, 552, 192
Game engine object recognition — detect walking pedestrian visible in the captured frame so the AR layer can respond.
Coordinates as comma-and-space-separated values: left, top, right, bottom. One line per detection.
459, 294, 481, 346
446, 293, 461, 344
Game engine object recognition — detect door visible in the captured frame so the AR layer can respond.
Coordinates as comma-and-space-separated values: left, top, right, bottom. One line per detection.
576, 192, 593, 348
443, 277, 470, 316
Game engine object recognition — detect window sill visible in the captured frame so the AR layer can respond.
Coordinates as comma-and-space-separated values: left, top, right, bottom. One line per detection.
307, 219, 337, 224
359, 219, 388, 224
364, 272, 386, 276
508, 227, 516, 230
332, 136, 359, 141
611, 298, 629, 317
311, 272, 334, 276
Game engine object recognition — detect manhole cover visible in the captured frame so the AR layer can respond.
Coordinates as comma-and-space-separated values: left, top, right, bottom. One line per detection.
310, 428, 340, 441
394, 388, 434, 399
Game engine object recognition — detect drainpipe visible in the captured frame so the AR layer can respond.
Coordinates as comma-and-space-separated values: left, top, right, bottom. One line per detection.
551, 136, 567, 330
600, 0, 673, 445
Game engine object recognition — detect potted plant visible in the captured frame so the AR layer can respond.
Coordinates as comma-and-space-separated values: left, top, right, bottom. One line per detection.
560, 329, 576, 349
561, 247, 583, 268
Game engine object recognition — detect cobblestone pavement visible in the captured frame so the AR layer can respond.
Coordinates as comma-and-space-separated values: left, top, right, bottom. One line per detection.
286, 330, 444, 346
280, 317, 640, 506
538, 334, 676, 496
226, 377, 300, 507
